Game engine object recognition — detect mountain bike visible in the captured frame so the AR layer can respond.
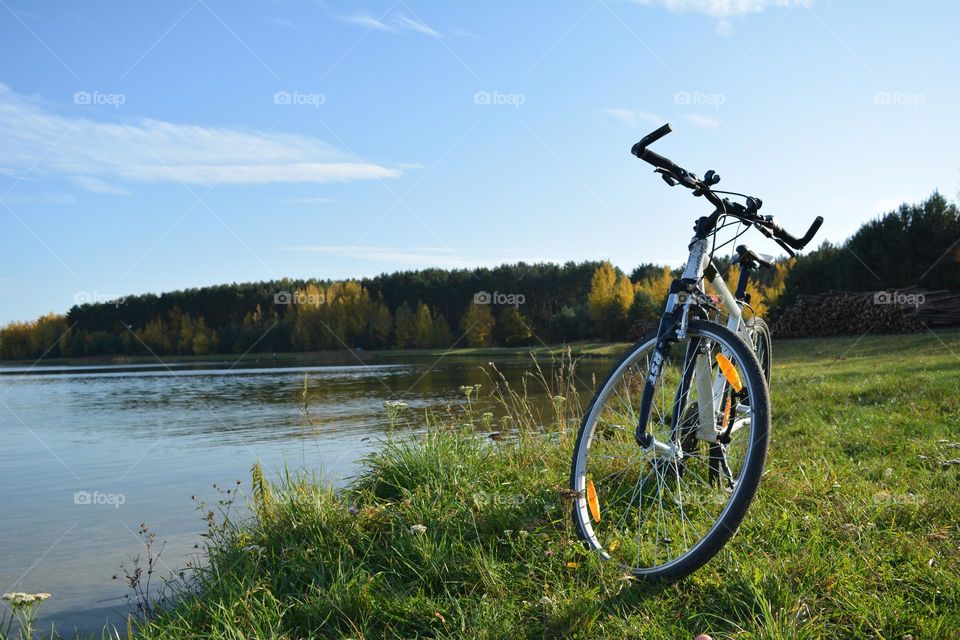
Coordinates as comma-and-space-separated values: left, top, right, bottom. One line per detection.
570, 124, 822, 580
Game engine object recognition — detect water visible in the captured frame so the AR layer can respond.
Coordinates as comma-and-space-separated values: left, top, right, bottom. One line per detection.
0, 355, 609, 633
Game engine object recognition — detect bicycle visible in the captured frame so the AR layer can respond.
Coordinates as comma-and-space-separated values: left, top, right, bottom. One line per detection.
569, 123, 822, 580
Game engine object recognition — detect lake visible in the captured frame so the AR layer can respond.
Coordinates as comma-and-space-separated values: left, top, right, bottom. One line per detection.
0, 354, 611, 632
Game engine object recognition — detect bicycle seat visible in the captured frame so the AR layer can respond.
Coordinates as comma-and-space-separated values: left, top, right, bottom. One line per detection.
733, 245, 774, 269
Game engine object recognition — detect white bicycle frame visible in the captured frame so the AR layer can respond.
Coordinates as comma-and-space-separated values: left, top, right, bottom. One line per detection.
656, 236, 754, 451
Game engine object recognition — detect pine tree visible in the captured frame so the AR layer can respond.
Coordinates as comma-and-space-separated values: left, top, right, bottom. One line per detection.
394, 302, 417, 348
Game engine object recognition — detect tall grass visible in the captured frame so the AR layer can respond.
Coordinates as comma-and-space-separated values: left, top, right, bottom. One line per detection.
133, 333, 960, 639
11, 334, 957, 639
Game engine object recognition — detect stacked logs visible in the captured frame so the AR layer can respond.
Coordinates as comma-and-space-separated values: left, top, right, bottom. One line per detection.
772, 288, 960, 338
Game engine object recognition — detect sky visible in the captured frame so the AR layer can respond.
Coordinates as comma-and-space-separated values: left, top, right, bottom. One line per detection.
1, 0, 958, 324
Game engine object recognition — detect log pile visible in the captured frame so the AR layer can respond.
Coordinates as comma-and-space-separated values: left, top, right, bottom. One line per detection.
772, 288, 960, 338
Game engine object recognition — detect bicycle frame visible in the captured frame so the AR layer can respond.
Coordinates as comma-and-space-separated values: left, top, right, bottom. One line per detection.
634, 233, 753, 453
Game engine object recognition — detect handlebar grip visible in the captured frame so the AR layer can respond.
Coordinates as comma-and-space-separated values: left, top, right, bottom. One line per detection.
774, 215, 824, 250
631, 123, 672, 157
798, 215, 824, 247
635, 148, 684, 176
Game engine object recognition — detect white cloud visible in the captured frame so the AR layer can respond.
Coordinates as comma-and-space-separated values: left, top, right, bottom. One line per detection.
602, 108, 663, 129
632, 0, 812, 17
683, 113, 720, 128
715, 18, 735, 35
281, 245, 456, 265
71, 176, 131, 195
392, 16, 441, 37
338, 12, 443, 37
279, 245, 559, 270
339, 14, 394, 31
0, 84, 403, 190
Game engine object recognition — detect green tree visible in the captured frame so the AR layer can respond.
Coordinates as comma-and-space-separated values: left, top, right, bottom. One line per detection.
432, 310, 453, 347
191, 316, 217, 355
367, 300, 393, 348
394, 302, 417, 348
496, 307, 533, 346
413, 302, 435, 349
141, 318, 172, 353
459, 303, 495, 347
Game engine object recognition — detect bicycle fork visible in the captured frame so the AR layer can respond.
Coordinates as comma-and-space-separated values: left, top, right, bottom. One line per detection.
633, 280, 735, 482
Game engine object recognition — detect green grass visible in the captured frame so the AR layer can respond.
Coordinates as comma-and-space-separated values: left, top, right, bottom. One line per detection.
128, 330, 960, 639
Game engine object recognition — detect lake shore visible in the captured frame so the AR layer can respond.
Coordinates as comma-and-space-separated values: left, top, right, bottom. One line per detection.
127, 330, 960, 639
0, 341, 634, 368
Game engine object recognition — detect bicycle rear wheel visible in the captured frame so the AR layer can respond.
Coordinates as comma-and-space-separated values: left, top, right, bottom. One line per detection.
570, 319, 770, 581
746, 316, 772, 384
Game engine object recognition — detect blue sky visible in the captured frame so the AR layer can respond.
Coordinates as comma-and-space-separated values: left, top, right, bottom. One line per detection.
1, 0, 958, 323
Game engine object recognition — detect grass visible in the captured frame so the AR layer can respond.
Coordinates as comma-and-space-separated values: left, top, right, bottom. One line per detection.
9, 331, 958, 639
126, 329, 960, 639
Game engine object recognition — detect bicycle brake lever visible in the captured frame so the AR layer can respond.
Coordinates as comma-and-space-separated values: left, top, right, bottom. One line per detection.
654, 168, 678, 186
754, 223, 796, 257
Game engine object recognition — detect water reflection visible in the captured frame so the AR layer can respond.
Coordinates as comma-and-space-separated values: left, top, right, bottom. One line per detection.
0, 355, 610, 632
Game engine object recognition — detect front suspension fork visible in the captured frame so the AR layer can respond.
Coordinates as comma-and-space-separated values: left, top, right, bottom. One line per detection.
634, 283, 687, 449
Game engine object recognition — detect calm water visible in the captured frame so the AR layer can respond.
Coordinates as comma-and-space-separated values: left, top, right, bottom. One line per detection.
0, 356, 609, 632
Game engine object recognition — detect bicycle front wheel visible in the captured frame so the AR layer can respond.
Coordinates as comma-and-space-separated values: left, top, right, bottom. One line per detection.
570, 319, 770, 581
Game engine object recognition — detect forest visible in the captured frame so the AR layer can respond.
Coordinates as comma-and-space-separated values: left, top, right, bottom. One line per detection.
1, 192, 957, 360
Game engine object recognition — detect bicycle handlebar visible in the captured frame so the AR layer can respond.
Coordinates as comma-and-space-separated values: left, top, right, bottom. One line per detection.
631, 123, 673, 156
771, 216, 823, 250
631, 123, 823, 252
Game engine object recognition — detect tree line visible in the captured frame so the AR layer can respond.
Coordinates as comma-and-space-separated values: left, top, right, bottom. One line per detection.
1, 192, 956, 360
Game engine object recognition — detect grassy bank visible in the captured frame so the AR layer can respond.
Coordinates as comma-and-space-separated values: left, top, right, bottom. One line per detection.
121, 329, 960, 639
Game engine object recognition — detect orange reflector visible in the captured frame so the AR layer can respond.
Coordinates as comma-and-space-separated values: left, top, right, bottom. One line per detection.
721, 394, 732, 430
715, 353, 743, 392
586, 479, 601, 523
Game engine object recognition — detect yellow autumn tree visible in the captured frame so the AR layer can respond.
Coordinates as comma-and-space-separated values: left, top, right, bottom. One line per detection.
724, 265, 768, 319
413, 302, 435, 348
588, 261, 633, 339
460, 303, 495, 347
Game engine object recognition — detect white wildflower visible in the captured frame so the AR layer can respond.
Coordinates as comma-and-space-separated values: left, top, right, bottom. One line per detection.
409, 524, 427, 535
2, 592, 51, 606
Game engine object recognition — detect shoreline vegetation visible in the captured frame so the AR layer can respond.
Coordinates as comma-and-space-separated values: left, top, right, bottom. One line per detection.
5, 331, 959, 638
3, 193, 959, 364
0, 341, 634, 368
